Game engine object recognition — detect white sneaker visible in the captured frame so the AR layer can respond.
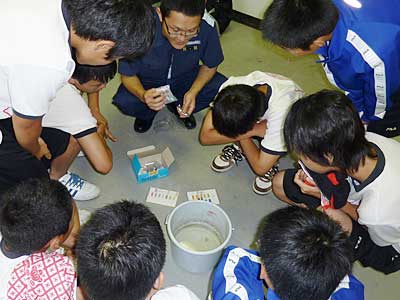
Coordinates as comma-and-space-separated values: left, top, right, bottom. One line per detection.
211, 144, 244, 172
253, 164, 279, 195
59, 172, 100, 201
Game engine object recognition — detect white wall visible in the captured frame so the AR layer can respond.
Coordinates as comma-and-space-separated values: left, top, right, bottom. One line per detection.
232, 0, 272, 19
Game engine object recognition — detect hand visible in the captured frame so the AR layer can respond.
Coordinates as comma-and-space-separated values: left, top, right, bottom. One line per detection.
143, 88, 166, 111
294, 170, 321, 198
92, 110, 117, 142
34, 137, 52, 160
181, 90, 197, 117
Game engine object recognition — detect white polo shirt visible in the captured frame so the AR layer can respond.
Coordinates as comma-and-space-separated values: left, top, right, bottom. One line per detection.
219, 71, 304, 155
0, 0, 75, 119
348, 132, 400, 252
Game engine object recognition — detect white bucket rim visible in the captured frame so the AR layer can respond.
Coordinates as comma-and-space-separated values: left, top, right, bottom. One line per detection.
166, 201, 232, 256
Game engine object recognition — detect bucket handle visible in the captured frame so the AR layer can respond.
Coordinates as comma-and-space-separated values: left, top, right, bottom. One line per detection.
165, 213, 171, 225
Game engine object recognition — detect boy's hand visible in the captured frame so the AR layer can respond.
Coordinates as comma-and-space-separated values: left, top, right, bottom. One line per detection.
294, 170, 321, 198
92, 110, 117, 142
143, 88, 166, 111
35, 137, 52, 160
181, 90, 197, 117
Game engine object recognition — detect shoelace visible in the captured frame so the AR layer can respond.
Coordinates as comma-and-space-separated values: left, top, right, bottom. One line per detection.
262, 165, 279, 181
221, 144, 243, 165
64, 173, 85, 190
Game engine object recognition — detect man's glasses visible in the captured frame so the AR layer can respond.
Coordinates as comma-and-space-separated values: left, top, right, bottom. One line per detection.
164, 20, 199, 38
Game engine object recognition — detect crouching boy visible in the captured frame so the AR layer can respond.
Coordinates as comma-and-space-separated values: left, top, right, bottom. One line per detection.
200, 71, 303, 194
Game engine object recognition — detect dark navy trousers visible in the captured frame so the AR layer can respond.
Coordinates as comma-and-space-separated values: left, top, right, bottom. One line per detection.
112, 72, 227, 120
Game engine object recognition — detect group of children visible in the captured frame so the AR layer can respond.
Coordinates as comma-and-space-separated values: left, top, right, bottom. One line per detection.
2, 0, 400, 298
0, 178, 364, 300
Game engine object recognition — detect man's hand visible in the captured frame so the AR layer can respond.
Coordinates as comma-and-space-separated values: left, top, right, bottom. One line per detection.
92, 110, 117, 142
181, 90, 197, 117
294, 169, 321, 198
143, 89, 166, 111
35, 137, 52, 160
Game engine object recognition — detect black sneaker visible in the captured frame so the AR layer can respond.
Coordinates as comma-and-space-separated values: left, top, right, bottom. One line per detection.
134, 117, 154, 133
166, 104, 197, 129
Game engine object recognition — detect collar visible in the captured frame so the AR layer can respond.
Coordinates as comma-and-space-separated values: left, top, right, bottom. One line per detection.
0, 238, 27, 259
352, 143, 385, 192
61, 0, 71, 32
315, 16, 346, 63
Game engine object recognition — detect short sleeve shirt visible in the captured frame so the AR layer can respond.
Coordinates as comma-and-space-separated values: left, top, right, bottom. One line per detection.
218, 71, 304, 155
118, 11, 224, 87
0, 0, 74, 120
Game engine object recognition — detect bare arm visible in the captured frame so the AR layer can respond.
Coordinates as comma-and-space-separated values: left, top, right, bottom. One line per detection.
239, 138, 280, 175
12, 114, 50, 159
87, 92, 116, 142
199, 111, 266, 145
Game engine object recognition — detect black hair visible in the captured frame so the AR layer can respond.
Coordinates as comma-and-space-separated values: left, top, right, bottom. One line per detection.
76, 200, 166, 300
259, 206, 353, 300
64, 0, 155, 59
212, 84, 266, 138
261, 0, 338, 50
0, 178, 73, 254
160, 0, 205, 18
284, 89, 375, 172
72, 61, 117, 84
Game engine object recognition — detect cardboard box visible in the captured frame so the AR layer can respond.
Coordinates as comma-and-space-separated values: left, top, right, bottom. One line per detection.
127, 145, 175, 183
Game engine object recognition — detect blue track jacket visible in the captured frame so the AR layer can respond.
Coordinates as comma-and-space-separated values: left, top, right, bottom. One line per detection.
316, 0, 400, 122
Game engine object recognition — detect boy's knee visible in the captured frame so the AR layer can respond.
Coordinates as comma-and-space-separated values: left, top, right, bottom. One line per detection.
94, 159, 113, 174
272, 170, 285, 199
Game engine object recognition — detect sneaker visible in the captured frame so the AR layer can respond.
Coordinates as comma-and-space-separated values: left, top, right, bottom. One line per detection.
59, 172, 100, 201
211, 144, 244, 172
253, 164, 279, 195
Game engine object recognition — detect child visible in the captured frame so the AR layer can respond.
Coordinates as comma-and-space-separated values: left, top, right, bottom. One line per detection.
0, 178, 83, 300
0, 0, 154, 195
76, 200, 200, 300
42, 61, 117, 200
275, 89, 400, 274
262, 0, 400, 137
212, 206, 364, 300
199, 71, 303, 194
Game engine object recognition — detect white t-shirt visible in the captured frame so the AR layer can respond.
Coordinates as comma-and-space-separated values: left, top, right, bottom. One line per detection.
42, 84, 97, 136
151, 285, 200, 300
348, 132, 400, 252
0, 0, 75, 119
219, 71, 304, 154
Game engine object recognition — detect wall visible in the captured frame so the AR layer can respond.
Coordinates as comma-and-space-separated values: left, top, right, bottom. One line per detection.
232, 0, 272, 19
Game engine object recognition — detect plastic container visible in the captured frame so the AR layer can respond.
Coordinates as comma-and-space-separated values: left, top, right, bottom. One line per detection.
166, 201, 232, 273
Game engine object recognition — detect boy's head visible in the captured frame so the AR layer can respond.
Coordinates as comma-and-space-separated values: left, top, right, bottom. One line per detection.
65, 0, 155, 65
284, 89, 373, 173
212, 84, 266, 138
0, 178, 73, 255
157, 0, 205, 49
76, 200, 166, 300
69, 61, 117, 94
261, 0, 338, 55
259, 206, 353, 300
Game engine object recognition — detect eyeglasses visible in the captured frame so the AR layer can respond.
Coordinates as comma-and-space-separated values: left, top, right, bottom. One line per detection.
164, 20, 199, 38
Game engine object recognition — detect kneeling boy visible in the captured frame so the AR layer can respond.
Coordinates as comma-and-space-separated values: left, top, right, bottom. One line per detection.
0, 178, 83, 299
76, 200, 200, 300
200, 71, 303, 194
212, 207, 364, 300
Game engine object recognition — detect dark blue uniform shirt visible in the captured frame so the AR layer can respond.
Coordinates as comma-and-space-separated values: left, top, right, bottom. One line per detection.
118, 11, 224, 87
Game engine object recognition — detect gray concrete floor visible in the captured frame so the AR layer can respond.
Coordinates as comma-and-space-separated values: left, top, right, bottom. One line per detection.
73, 22, 400, 299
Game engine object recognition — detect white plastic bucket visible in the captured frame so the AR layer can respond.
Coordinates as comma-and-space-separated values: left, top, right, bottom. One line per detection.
166, 201, 232, 273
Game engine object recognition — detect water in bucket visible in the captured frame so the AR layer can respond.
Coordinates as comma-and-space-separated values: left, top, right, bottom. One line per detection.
175, 221, 223, 252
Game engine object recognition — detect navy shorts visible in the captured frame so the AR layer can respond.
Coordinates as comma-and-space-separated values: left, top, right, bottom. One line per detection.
0, 118, 70, 193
